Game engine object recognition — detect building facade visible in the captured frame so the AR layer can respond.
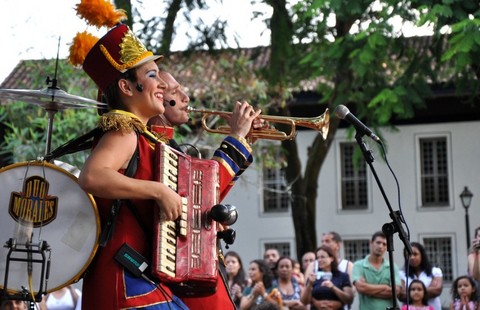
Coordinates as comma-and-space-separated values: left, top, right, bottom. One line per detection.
222, 118, 480, 309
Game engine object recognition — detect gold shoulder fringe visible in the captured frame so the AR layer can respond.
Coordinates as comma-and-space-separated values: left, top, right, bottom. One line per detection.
149, 131, 170, 144
98, 112, 146, 133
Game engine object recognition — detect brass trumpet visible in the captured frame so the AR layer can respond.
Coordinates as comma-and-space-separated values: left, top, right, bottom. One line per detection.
187, 107, 330, 141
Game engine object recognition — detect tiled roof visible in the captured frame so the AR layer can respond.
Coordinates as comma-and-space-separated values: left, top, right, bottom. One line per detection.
0, 47, 273, 102
0, 36, 452, 101
1, 39, 477, 124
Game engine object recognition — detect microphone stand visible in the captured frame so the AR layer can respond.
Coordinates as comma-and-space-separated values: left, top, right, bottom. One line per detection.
354, 133, 412, 310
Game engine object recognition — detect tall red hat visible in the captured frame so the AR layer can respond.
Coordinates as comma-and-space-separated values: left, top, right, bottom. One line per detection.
69, 1, 162, 91
82, 23, 162, 91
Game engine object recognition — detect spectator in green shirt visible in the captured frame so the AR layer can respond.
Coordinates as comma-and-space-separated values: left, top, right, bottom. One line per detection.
352, 231, 401, 310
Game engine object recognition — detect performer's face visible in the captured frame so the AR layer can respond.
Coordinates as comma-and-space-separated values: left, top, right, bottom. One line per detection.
123, 61, 167, 121
159, 71, 190, 126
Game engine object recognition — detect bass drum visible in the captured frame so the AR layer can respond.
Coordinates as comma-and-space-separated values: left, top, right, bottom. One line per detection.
0, 161, 99, 294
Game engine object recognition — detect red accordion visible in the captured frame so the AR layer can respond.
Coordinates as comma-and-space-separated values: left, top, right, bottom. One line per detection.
152, 142, 220, 296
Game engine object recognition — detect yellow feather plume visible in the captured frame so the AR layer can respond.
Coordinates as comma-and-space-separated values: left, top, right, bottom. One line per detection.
76, 0, 127, 28
69, 31, 99, 66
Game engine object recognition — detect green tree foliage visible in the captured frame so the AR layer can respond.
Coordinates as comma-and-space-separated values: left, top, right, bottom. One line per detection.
123, 0, 479, 258
2, 0, 478, 260
257, 0, 479, 257
0, 59, 99, 168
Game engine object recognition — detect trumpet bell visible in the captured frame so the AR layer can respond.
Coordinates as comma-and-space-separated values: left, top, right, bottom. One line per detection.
270, 110, 330, 140
188, 107, 330, 141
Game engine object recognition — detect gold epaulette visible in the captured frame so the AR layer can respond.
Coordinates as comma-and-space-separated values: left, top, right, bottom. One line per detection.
98, 110, 146, 133
98, 109, 169, 145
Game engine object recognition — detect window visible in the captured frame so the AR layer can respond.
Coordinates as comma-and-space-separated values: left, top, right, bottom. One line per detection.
423, 237, 453, 282
419, 137, 449, 206
263, 167, 290, 213
340, 142, 368, 210
344, 239, 369, 263
264, 242, 291, 258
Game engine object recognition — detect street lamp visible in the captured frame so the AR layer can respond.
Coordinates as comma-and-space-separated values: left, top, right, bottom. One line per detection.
460, 186, 474, 249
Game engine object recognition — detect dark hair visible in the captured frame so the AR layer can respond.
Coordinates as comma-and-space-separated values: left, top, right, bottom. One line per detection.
371, 231, 386, 242
326, 231, 343, 243
225, 251, 247, 287
250, 259, 274, 289
408, 279, 429, 306
103, 68, 138, 110
475, 227, 480, 238
403, 242, 433, 277
274, 256, 294, 273
252, 301, 280, 310
315, 245, 339, 276
264, 248, 280, 257
451, 275, 478, 301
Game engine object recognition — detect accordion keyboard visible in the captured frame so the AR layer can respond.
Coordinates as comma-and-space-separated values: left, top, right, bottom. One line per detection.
152, 143, 220, 286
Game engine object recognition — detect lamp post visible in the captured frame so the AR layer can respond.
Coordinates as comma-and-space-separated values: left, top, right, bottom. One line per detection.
460, 186, 473, 249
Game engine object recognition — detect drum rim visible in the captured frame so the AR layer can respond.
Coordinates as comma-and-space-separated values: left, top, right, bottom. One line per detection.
0, 160, 100, 293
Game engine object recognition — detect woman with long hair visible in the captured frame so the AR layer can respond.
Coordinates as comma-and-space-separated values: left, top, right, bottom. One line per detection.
225, 251, 248, 307
240, 259, 282, 310
398, 242, 443, 310
301, 246, 353, 310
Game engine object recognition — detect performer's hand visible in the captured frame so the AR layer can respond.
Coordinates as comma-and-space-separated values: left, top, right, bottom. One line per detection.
252, 117, 268, 129
247, 117, 270, 144
228, 101, 261, 138
155, 184, 183, 220
218, 223, 230, 232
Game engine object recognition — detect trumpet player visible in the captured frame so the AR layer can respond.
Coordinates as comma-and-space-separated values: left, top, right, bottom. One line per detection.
148, 70, 265, 200
147, 70, 263, 309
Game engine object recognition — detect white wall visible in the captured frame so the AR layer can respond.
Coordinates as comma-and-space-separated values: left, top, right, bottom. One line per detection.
220, 120, 480, 308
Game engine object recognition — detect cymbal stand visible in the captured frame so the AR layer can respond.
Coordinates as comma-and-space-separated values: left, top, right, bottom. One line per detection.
43, 37, 62, 155
44, 108, 57, 156
1, 238, 51, 303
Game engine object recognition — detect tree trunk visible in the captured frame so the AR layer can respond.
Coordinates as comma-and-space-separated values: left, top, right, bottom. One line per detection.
114, 0, 133, 28
160, 0, 183, 54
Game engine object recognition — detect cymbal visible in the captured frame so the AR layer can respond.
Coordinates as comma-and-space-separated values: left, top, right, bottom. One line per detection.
0, 87, 107, 110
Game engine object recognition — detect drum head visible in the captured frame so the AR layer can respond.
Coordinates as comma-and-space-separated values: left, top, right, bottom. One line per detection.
0, 161, 99, 294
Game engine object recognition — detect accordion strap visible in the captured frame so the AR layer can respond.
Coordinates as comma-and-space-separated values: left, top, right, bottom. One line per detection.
99, 135, 142, 247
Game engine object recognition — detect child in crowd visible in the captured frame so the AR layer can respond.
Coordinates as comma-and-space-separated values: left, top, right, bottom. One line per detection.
401, 279, 434, 310
449, 275, 479, 310
292, 259, 306, 287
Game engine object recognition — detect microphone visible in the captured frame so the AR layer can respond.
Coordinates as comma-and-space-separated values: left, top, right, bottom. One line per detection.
334, 105, 381, 143
164, 99, 176, 106
136, 83, 143, 92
